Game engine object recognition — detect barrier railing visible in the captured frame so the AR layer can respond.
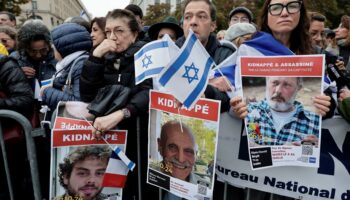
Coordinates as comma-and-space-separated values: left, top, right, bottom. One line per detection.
0, 110, 41, 200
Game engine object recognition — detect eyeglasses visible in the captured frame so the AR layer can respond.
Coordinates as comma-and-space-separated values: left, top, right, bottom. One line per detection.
105, 27, 130, 38
230, 16, 250, 24
27, 47, 49, 55
268, 1, 302, 16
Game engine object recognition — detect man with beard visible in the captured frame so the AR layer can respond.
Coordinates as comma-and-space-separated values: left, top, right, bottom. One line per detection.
246, 77, 320, 146
56, 146, 110, 200
157, 120, 207, 184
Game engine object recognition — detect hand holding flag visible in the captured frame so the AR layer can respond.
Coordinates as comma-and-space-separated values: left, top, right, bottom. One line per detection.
158, 30, 215, 108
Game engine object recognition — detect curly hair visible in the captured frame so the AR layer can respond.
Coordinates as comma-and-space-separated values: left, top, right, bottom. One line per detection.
58, 146, 111, 189
258, 0, 312, 55
17, 19, 51, 53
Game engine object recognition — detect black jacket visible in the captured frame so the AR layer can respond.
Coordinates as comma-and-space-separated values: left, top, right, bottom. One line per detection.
80, 40, 152, 117
11, 50, 57, 86
0, 56, 34, 115
175, 33, 235, 112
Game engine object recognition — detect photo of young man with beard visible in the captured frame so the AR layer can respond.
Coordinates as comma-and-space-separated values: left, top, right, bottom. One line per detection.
246, 77, 320, 146
156, 120, 206, 184
55, 146, 111, 200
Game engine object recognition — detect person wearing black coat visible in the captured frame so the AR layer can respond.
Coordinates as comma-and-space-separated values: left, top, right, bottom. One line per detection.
79, 9, 154, 200
0, 56, 33, 115
41, 23, 92, 110
0, 55, 34, 199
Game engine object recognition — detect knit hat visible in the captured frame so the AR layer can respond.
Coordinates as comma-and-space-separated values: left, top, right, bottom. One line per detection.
51, 23, 92, 58
148, 16, 184, 40
228, 7, 254, 23
225, 23, 256, 41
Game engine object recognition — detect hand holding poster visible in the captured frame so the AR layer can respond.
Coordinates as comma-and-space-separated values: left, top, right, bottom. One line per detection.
239, 55, 324, 169
50, 101, 128, 200
216, 114, 350, 200
147, 90, 220, 200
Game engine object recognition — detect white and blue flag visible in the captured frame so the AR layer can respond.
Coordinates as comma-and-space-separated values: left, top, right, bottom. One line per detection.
159, 30, 214, 108
213, 32, 294, 96
134, 35, 178, 85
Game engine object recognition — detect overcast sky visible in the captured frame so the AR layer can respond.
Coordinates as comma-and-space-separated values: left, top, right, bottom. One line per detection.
80, 0, 130, 17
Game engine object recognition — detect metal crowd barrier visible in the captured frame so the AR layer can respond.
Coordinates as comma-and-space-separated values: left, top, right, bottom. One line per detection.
0, 110, 41, 200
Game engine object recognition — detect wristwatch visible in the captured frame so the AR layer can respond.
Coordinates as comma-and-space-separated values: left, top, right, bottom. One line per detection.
122, 108, 131, 119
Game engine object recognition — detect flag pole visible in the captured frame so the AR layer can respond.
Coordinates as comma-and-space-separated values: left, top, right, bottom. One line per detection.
79, 112, 136, 171
177, 107, 184, 133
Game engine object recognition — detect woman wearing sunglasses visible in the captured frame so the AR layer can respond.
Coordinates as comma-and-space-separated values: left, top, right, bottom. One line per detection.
230, 1, 331, 198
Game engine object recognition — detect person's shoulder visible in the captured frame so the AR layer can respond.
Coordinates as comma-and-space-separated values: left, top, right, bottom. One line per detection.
0, 55, 19, 69
218, 40, 236, 53
125, 40, 147, 56
213, 40, 236, 64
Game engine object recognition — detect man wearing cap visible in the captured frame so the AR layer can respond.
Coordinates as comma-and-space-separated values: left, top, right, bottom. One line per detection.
148, 16, 184, 41
225, 23, 256, 49
228, 6, 253, 26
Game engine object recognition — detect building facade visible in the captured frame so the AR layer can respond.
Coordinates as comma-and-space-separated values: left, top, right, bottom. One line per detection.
18, 0, 90, 29
130, 0, 182, 16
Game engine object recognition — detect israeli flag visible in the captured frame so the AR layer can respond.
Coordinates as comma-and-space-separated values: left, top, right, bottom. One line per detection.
159, 30, 214, 108
134, 35, 177, 85
213, 32, 294, 96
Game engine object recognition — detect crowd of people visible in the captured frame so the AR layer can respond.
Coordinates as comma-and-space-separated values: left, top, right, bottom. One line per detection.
0, 0, 350, 199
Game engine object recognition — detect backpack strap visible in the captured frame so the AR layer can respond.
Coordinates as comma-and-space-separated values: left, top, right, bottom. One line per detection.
65, 53, 89, 90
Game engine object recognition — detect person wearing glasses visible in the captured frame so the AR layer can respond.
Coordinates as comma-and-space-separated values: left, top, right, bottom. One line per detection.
0, 25, 16, 54
231, 0, 331, 118
10, 19, 57, 199
228, 6, 253, 27
230, 1, 332, 198
79, 9, 153, 200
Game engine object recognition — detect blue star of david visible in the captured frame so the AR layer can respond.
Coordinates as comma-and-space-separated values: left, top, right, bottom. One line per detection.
182, 63, 199, 84
142, 54, 152, 69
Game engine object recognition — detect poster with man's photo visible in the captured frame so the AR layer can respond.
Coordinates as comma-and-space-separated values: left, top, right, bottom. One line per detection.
50, 101, 128, 200
239, 55, 324, 169
147, 90, 220, 200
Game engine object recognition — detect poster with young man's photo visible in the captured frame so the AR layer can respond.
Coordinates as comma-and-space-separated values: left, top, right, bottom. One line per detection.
50, 101, 128, 200
239, 55, 324, 169
147, 90, 220, 200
